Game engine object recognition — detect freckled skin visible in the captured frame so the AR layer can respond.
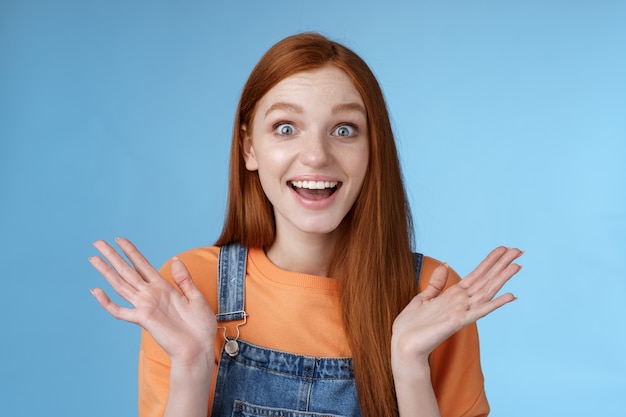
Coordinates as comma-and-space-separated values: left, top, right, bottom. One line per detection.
242, 66, 369, 245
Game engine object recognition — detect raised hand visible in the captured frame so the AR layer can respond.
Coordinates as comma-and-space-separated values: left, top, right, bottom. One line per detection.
392, 246, 523, 367
89, 238, 217, 367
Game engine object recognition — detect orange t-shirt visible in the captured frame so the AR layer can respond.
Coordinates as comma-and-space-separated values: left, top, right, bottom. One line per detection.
138, 247, 489, 417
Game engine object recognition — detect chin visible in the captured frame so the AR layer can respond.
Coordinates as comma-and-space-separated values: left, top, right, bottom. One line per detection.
297, 220, 343, 237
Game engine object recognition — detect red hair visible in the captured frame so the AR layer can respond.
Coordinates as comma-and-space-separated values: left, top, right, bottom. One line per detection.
216, 33, 417, 417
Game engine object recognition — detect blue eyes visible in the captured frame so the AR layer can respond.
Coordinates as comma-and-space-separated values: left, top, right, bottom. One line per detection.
274, 123, 357, 137
276, 123, 295, 135
333, 125, 355, 137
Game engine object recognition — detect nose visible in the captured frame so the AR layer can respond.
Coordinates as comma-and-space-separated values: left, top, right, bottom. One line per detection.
299, 130, 331, 167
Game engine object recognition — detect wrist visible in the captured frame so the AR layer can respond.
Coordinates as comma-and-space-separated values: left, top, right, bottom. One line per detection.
169, 359, 213, 391
392, 357, 431, 385
168, 340, 214, 366
392, 351, 441, 417
171, 351, 213, 369
391, 337, 431, 382
169, 348, 214, 381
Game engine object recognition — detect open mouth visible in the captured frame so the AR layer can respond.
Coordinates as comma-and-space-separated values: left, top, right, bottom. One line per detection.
289, 180, 340, 200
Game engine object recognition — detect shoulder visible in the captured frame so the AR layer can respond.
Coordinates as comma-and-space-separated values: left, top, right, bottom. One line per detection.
177, 245, 220, 266
158, 246, 220, 292
418, 255, 463, 292
158, 246, 219, 272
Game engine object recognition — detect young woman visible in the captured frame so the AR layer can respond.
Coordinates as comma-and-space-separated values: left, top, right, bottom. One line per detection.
90, 33, 522, 417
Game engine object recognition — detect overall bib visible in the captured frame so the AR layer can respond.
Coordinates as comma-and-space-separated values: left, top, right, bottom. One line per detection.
210, 243, 423, 417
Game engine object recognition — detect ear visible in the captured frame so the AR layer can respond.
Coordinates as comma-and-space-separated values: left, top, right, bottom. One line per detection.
241, 125, 258, 171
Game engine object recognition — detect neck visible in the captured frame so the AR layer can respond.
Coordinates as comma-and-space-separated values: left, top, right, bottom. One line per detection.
265, 230, 337, 277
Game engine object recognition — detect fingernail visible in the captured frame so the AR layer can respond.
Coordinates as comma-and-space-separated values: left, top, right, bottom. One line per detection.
172, 256, 179, 262
115, 237, 121, 242
90, 288, 96, 295
88, 256, 95, 263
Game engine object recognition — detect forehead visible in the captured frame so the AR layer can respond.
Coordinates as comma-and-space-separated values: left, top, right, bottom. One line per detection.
257, 66, 364, 109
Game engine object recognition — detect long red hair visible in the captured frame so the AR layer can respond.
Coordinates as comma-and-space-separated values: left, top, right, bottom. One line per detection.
216, 33, 417, 417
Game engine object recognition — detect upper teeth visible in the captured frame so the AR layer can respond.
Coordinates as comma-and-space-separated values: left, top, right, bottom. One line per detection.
291, 180, 338, 189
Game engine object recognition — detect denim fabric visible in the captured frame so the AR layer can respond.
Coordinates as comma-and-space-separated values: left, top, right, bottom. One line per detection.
212, 340, 359, 416
211, 243, 423, 417
216, 243, 248, 323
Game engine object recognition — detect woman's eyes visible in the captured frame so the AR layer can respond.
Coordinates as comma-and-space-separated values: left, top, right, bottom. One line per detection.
332, 124, 357, 137
273, 122, 358, 137
275, 123, 296, 136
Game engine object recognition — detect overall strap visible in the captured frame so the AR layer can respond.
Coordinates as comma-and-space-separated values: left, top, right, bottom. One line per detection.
216, 242, 248, 322
413, 252, 424, 287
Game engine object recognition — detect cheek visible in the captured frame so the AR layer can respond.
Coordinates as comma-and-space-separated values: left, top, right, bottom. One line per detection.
351, 159, 369, 202
255, 145, 293, 172
348, 145, 369, 183
254, 150, 287, 193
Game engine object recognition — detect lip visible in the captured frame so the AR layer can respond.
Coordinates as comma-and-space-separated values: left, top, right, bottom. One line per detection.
287, 179, 342, 210
287, 174, 341, 182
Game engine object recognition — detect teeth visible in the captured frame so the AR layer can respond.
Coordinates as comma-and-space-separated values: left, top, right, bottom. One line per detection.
291, 180, 338, 189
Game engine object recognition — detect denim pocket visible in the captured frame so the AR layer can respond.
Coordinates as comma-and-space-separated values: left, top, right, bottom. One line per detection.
232, 400, 347, 417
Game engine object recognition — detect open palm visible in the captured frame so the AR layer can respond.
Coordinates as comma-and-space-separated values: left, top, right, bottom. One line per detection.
392, 246, 523, 363
89, 238, 217, 365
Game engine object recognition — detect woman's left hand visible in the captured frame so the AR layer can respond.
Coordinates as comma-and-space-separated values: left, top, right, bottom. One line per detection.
391, 246, 523, 369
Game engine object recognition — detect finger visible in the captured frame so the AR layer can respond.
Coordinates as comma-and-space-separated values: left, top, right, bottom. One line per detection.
476, 263, 523, 303
89, 255, 138, 301
462, 247, 523, 293
469, 249, 523, 297
469, 292, 517, 322
460, 247, 507, 288
418, 263, 449, 301
170, 257, 204, 302
93, 240, 145, 289
115, 237, 161, 283
90, 287, 138, 323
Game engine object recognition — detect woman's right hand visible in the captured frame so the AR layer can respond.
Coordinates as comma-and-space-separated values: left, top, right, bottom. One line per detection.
89, 238, 217, 367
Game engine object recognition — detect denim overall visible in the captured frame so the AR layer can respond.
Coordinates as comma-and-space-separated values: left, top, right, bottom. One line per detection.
211, 243, 424, 417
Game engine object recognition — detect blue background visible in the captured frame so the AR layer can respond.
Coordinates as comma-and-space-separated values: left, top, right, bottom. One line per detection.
1, 1, 624, 416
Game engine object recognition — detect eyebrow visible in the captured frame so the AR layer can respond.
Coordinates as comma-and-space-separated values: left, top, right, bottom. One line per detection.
265, 102, 303, 117
332, 102, 366, 116
264, 102, 366, 118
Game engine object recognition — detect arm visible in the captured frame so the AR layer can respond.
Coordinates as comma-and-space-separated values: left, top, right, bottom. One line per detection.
391, 247, 523, 416
90, 238, 217, 417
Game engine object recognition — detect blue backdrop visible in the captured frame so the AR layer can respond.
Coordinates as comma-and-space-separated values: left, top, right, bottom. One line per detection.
1, 1, 624, 416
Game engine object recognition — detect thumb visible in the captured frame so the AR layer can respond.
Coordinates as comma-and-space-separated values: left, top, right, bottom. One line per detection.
170, 257, 202, 300
419, 263, 449, 301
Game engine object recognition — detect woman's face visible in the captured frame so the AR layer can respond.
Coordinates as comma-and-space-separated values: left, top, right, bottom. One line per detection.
243, 65, 369, 241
